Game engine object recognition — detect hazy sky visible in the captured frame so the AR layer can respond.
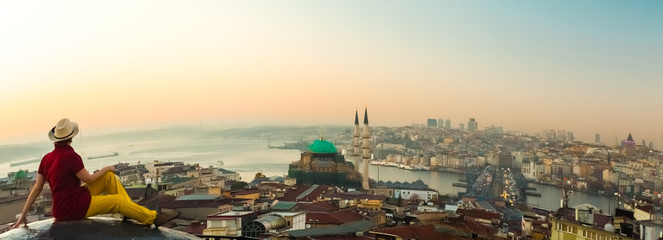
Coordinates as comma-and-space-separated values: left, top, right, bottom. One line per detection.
1, 1, 662, 147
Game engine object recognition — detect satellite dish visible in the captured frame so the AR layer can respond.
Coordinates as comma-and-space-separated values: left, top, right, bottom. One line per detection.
604, 223, 615, 233
305, 224, 311, 229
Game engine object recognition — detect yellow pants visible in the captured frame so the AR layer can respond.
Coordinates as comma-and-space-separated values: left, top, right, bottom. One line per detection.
84, 172, 157, 225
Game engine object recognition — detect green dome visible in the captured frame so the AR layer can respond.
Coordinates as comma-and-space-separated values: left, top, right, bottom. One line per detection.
13, 170, 28, 181
308, 139, 338, 154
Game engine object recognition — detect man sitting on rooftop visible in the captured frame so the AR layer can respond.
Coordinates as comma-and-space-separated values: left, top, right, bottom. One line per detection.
13, 118, 178, 229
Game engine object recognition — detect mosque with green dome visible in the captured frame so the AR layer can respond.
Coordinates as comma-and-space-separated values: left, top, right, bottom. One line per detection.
287, 138, 363, 189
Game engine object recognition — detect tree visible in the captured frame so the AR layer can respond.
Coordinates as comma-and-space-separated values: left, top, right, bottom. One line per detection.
254, 172, 266, 180
409, 193, 422, 204
231, 181, 248, 191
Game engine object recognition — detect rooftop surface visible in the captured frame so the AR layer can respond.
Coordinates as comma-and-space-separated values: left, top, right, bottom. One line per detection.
286, 220, 374, 238
176, 194, 220, 201
0, 217, 201, 240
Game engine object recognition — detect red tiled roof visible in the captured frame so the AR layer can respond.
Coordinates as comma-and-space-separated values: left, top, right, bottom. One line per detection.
456, 209, 502, 221
234, 189, 262, 196
158, 194, 177, 203
636, 204, 654, 213
294, 201, 339, 212
161, 197, 248, 209
180, 221, 206, 235
258, 182, 287, 189
323, 192, 388, 201
306, 209, 364, 225
296, 235, 374, 240
279, 185, 331, 202
554, 207, 576, 222
371, 224, 471, 240
593, 213, 613, 228
441, 217, 498, 238
164, 167, 186, 173
279, 185, 311, 201
125, 188, 146, 199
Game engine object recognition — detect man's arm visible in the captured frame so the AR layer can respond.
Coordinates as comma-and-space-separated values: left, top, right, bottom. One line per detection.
75, 165, 116, 184
12, 174, 45, 229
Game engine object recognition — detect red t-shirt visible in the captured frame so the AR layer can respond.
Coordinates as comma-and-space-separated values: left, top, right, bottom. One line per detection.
38, 142, 91, 221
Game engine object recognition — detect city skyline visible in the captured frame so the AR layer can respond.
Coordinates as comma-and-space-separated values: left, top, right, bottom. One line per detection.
1, 1, 662, 147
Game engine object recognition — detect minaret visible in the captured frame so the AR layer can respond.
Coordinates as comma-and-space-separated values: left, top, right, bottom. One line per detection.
361, 107, 371, 190
352, 110, 361, 172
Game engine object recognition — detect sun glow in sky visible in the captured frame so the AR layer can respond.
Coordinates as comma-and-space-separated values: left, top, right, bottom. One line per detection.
1, 1, 662, 147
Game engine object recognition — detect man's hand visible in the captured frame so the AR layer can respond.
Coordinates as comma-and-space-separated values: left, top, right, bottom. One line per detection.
12, 214, 27, 229
103, 165, 117, 173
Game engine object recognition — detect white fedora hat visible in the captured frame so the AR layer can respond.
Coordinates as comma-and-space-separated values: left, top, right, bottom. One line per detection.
48, 118, 79, 142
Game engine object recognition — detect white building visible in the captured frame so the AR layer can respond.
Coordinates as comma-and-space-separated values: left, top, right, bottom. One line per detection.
602, 169, 618, 184
430, 156, 438, 166
521, 161, 538, 180
394, 189, 438, 202
215, 168, 241, 182
204, 211, 255, 237
269, 212, 306, 230
143, 160, 184, 182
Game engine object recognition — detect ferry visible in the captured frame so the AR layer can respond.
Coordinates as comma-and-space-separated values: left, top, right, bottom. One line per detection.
382, 162, 400, 168
370, 161, 385, 166
88, 152, 119, 160
399, 164, 414, 170
413, 165, 430, 171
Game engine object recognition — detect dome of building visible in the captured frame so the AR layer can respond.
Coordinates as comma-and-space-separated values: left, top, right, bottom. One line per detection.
308, 139, 338, 154
311, 160, 337, 169
13, 170, 28, 181
604, 223, 615, 232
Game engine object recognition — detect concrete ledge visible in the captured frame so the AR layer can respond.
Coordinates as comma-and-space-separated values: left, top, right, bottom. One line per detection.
0, 217, 201, 240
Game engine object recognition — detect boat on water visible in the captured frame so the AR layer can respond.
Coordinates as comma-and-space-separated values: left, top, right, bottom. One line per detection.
413, 165, 430, 171
370, 161, 385, 166
383, 162, 400, 168
88, 152, 119, 160
399, 164, 414, 170
10, 158, 41, 167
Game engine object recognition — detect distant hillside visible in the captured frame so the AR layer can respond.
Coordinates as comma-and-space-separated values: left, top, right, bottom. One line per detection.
204, 126, 352, 142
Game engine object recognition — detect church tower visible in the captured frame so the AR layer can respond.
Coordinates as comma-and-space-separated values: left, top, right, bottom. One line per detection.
352, 110, 361, 172
361, 107, 371, 190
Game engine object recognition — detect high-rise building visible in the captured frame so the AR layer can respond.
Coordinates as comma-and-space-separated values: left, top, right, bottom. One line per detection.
621, 133, 635, 147
595, 133, 601, 144
445, 119, 451, 129
437, 119, 444, 128
468, 118, 477, 132
557, 130, 566, 142
567, 132, 575, 141
546, 130, 556, 141
459, 123, 465, 131
498, 151, 513, 169
427, 119, 437, 128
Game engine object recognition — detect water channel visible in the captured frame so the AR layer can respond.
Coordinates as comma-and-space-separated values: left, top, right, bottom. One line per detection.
365, 164, 616, 212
